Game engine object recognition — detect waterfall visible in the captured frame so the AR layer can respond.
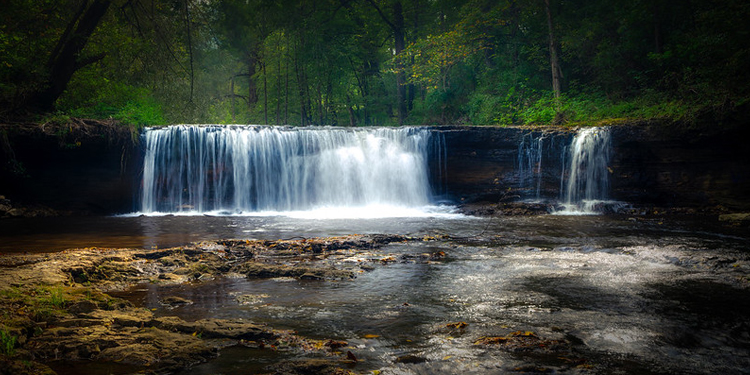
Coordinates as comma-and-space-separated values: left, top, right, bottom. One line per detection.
558, 127, 612, 214
517, 132, 546, 200
140, 125, 441, 216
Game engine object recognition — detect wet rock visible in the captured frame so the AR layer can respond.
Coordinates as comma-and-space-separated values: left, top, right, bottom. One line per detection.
159, 296, 193, 308
264, 358, 356, 375
237, 263, 353, 281
474, 331, 570, 353
511, 365, 554, 373
0, 358, 56, 375
67, 300, 99, 314
155, 317, 276, 341
719, 213, 750, 226
235, 293, 269, 305
395, 353, 428, 364
324, 340, 348, 350
458, 201, 553, 216
0, 197, 60, 218
0, 234, 455, 374
300, 273, 324, 281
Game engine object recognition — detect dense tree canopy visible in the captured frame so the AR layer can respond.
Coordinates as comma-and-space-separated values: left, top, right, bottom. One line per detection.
1, 0, 748, 126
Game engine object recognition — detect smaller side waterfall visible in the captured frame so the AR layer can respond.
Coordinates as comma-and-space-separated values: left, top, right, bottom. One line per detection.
558, 127, 612, 214
517, 132, 546, 200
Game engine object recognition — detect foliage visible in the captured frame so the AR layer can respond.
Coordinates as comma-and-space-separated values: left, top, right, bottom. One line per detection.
1, 0, 748, 126
45, 286, 66, 309
0, 327, 16, 357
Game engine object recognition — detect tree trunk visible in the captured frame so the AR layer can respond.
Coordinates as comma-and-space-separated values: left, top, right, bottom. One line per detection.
392, 1, 407, 125
262, 61, 268, 124
183, 0, 194, 102
32, 0, 112, 111
230, 77, 236, 123
407, 0, 421, 112
247, 53, 259, 111
284, 59, 289, 125
544, 0, 562, 100
275, 38, 282, 125
366, 0, 408, 125
653, 4, 663, 54
293, 43, 308, 126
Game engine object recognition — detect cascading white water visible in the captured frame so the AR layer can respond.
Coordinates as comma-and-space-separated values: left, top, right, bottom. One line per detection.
517, 132, 546, 200
140, 125, 441, 216
558, 127, 612, 214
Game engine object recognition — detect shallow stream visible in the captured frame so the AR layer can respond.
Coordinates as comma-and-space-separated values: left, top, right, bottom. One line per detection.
6, 213, 749, 374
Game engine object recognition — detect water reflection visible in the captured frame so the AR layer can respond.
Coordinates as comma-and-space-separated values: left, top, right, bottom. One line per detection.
1, 214, 748, 254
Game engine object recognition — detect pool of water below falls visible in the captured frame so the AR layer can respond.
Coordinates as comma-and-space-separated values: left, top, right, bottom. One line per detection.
49, 214, 747, 375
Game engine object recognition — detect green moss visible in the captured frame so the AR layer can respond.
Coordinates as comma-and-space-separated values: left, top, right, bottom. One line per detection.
0, 327, 17, 356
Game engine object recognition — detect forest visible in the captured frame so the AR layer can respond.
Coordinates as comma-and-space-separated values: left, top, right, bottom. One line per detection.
1, 0, 749, 127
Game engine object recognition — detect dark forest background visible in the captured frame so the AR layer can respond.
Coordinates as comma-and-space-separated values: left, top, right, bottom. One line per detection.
2, 0, 748, 127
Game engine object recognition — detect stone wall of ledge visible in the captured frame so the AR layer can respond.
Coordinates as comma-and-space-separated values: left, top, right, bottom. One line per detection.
0, 121, 142, 215
608, 124, 750, 210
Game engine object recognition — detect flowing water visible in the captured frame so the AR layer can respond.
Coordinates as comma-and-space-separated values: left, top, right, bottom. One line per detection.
558, 127, 614, 214
516, 132, 546, 200
7, 214, 749, 375
141, 126, 440, 215
95, 214, 749, 375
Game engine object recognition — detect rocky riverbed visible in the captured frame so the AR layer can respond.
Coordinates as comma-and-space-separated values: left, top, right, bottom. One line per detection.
0, 234, 449, 375
2, 225, 750, 375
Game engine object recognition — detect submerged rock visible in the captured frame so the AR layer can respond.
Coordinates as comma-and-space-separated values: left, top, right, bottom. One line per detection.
264, 358, 356, 375
159, 296, 193, 308
719, 212, 750, 226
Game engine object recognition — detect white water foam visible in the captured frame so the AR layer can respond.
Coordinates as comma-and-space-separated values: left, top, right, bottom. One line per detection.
555, 127, 613, 215
138, 125, 450, 218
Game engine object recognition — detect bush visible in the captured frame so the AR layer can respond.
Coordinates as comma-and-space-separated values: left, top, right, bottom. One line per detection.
58, 81, 166, 127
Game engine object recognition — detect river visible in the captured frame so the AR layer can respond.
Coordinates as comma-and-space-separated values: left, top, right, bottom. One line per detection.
11, 212, 748, 375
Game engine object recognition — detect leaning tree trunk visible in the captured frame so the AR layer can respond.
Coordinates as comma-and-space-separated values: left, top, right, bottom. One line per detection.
32, 0, 112, 112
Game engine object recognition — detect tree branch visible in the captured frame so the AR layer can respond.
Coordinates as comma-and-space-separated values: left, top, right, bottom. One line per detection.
47, 0, 90, 69
75, 52, 107, 71
365, 0, 397, 31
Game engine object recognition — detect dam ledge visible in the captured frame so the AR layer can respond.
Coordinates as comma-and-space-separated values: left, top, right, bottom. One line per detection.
0, 120, 749, 219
